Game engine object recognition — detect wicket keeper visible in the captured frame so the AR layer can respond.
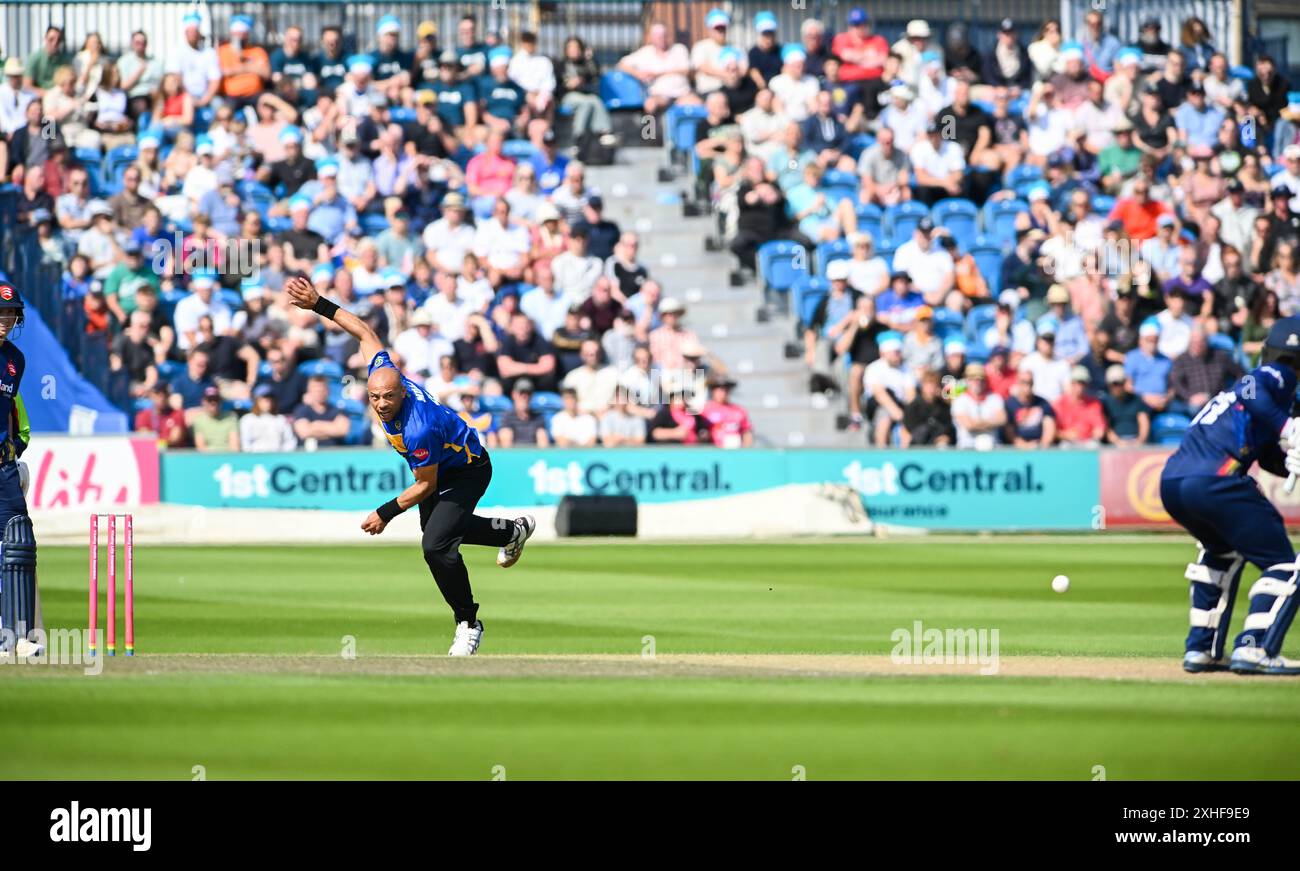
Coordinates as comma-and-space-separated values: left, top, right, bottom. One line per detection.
1161, 316, 1300, 675
0, 282, 38, 657
285, 275, 533, 656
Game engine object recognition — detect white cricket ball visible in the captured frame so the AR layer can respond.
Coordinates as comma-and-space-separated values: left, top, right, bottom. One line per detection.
1052, 575, 1070, 594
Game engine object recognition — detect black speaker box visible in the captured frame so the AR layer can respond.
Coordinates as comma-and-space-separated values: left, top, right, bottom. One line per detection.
554, 495, 638, 537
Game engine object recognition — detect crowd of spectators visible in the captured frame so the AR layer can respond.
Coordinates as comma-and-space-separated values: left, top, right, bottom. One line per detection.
1, 14, 756, 451
665, 7, 1300, 447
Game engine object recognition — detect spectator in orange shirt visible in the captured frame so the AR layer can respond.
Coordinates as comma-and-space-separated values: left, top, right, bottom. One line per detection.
1106, 176, 1171, 242
939, 234, 990, 302
830, 8, 888, 82
1052, 365, 1107, 446
218, 15, 270, 110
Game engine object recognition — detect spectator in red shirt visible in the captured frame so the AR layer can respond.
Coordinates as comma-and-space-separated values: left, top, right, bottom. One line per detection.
700, 374, 754, 447
1052, 365, 1107, 446
830, 8, 888, 82
985, 345, 1017, 398
1107, 177, 1171, 242
134, 382, 189, 447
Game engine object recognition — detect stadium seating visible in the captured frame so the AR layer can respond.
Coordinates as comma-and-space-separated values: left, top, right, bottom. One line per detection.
1208, 333, 1236, 353
1153, 413, 1192, 446
598, 71, 646, 110
932, 198, 979, 248
854, 203, 884, 246
531, 391, 565, 413
965, 303, 998, 345
791, 275, 829, 329
932, 308, 965, 340
981, 200, 1026, 248
298, 358, 344, 380
968, 239, 1006, 294
757, 240, 809, 296
502, 139, 539, 161
814, 239, 850, 276
886, 201, 929, 247
820, 170, 858, 205
1091, 194, 1116, 217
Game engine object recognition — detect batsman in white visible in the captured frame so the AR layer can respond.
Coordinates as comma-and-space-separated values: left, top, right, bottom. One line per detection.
285, 275, 534, 656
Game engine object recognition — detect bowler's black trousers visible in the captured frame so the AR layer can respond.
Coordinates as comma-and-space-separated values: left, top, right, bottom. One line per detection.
416, 452, 513, 625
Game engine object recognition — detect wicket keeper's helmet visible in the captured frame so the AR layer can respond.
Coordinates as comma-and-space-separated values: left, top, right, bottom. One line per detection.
0, 282, 25, 327
1262, 316, 1300, 368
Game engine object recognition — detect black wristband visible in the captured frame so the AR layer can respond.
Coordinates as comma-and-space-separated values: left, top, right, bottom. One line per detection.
312, 296, 341, 320
376, 498, 405, 523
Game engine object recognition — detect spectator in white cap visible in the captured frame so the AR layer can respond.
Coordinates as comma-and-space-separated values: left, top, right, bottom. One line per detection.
804, 258, 860, 370
691, 8, 745, 95
174, 12, 222, 107
174, 271, 233, 351
371, 15, 412, 96
876, 82, 926, 153
768, 43, 818, 122
1273, 144, 1300, 212
864, 331, 916, 446
891, 19, 935, 88
422, 192, 475, 273
952, 362, 1006, 449
1141, 213, 1183, 285
1123, 318, 1172, 412
845, 232, 889, 295
984, 289, 1037, 357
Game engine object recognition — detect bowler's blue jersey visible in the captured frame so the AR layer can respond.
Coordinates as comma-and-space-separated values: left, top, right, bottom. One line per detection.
369, 351, 484, 472
1163, 363, 1296, 480
0, 341, 25, 459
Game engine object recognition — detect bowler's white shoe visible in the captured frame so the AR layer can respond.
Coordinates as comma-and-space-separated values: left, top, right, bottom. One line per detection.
1229, 645, 1300, 675
1182, 650, 1223, 673
497, 515, 535, 568
12, 638, 44, 658
449, 620, 483, 656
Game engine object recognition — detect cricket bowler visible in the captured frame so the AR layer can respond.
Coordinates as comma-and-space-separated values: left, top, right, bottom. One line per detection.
286, 275, 533, 656
1161, 316, 1300, 675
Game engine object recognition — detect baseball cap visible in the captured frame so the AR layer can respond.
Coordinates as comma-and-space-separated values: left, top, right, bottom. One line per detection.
1188, 82, 1206, 95
587, 194, 604, 210
279, 126, 303, 145
488, 46, 512, 67
417, 21, 437, 39
122, 239, 142, 255
137, 130, 162, 149
382, 267, 407, 288
348, 55, 373, 74
705, 8, 730, 28
1227, 178, 1245, 193
781, 44, 806, 64
202, 386, 221, 401
3, 58, 23, 77
944, 338, 967, 355
1157, 213, 1176, 228
1138, 318, 1161, 337
189, 270, 218, 289
315, 157, 339, 178
754, 11, 778, 33
1070, 365, 1091, 383
376, 14, 401, 35
826, 259, 851, 281
1141, 16, 1161, 29
964, 362, 986, 379
998, 289, 1020, 309
999, 18, 1015, 33
253, 383, 274, 399
916, 216, 935, 234
311, 263, 335, 282
1105, 364, 1127, 384
1113, 117, 1134, 133
514, 378, 535, 394
439, 49, 461, 66
195, 136, 215, 156
415, 89, 437, 105
877, 331, 904, 353
914, 305, 934, 320
230, 14, 253, 34
660, 297, 686, 315
1285, 144, 1300, 160
906, 20, 931, 39
1027, 184, 1050, 202
1046, 284, 1070, 305
847, 7, 869, 26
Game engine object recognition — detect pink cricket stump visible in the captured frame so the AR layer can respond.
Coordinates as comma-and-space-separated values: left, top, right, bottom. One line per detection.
107, 514, 116, 656
125, 515, 134, 655
88, 516, 98, 656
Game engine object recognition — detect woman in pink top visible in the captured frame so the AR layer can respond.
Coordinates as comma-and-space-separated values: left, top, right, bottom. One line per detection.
700, 376, 754, 448
465, 131, 517, 219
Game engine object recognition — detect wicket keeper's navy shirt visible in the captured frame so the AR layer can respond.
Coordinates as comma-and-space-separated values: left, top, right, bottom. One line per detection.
1163, 362, 1295, 479
369, 350, 483, 472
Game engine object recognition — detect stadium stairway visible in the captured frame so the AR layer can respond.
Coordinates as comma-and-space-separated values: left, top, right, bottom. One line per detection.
588, 148, 861, 448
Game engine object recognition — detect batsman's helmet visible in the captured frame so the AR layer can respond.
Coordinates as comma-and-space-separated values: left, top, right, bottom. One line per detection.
1262, 316, 1300, 368
0, 282, 25, 328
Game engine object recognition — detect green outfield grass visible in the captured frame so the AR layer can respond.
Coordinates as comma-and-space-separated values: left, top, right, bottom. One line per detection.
4, 538, 1299, 779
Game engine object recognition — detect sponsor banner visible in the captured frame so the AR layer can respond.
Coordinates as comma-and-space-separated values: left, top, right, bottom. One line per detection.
788, 450, 1100, 530
1100, 448, 1300, 526
161, 450, 413, 510
163, 448, 1099, 530
25, 437, 159, 510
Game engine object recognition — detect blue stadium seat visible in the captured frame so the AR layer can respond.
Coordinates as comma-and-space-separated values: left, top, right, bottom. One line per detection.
1015, 179, 1048, 200
1091, 194, 1116, 217
932, 198, 979, 248
481, 395, 512, 416
157, 360, 184, 382
360, 213, 390, 235
1153, 413, 1192, 446
1229, 65, 1254, 81
854, 203, 883, 246
531, 391, 564, 413
968, 239, 1006, 294
667, 103, 708, 159
982, 199, 1028, 247
820, 169, 857, 205
1004, 164, 1041, 188
965, 303, 998, 345
791, 275, 829, 328
74, 146, 103, 162
844, 132, 875, 160
218, 289, 243, 310
886, 201, 929, 246
344, 414, 373, 446
757, 240, 809, 295
388, 107, 416, 123
599, 71, 646, 110
1208, 333, 1236, 353
258, 360, 273, 378
815, 239, 850, 276
502, 139, 538, 161
105, 144, 138, 189
242, 184, 276, 220
298, 358, 344, 380
932, 308, 965, 340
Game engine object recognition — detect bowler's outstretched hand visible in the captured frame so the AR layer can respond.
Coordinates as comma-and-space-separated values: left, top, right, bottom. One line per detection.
286, 275, 320, 310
